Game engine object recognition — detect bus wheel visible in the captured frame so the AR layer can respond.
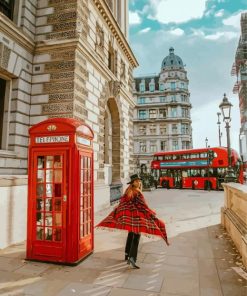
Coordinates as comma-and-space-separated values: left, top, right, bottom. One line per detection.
161, 180, 167, 188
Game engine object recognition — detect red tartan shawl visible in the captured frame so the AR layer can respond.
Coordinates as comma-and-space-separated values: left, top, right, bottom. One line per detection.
96, 192, 169, 245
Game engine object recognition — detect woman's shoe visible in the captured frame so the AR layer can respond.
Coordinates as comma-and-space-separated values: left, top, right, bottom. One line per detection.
128, 257, 140, 269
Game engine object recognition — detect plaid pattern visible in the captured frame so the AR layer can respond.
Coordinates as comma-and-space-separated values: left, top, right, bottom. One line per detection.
96, 192, 168, 245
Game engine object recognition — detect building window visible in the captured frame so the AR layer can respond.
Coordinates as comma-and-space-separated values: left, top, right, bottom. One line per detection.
171, 107, 177, 117
160, 141, 167, 151
159, 83, 165, 91
139, 125, 146, 135
138, 110, 147, 120
0, 0, 14, 20
149, 124, 156, 135
171, 95, 176, 102
108, 43, 115, 74
181, 123, 189, 134
149, 83, 155, 92
181, 95, 187, 102
159, 109, 167, 118
171, 82, 176, 90
182, 141, 190, 150
160, 124, 167, 135
0, 77, 10, 150
150, 141, 157, 152
172, 140, 178, 150
139, 80, 145, 92
0, 78, 6, 148
149, 109, 156, 119
137, 97, 146, 104
140, 141, 146, 152
160, 96, 166, 102
120, 59, 125, 81
182, 108, 189, 117
172, 124, 177, 134
180, 82, 185, 89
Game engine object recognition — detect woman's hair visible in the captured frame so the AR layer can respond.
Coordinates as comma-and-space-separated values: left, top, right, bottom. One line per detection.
124, 180, 142, 199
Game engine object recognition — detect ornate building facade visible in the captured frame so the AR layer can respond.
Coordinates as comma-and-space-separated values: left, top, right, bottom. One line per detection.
133, 48, 193, 171
232, 12, 247, 166
0, 0, 138, 248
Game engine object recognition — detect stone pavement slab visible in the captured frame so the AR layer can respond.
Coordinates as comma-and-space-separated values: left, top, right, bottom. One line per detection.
0, 189, 247, 296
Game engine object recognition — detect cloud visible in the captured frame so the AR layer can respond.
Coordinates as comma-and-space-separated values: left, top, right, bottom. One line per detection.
215, 9, 224, 17
223, 12, 242, 29
204, 31, 238, 40
190, 29, 237, 41
139, 27, 151, 34
129, 11, 141, 25
191, 29, 205, 37
169, 28, 184, 36
147, 0, 207, 24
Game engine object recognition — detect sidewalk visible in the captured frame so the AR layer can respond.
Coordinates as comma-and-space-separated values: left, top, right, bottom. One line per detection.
0, 189, 246, 296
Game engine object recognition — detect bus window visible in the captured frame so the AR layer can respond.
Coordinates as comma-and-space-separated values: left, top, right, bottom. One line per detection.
158, 156, 163, 161
167, 170, 172, 177
208, 168, 214, 176
190, 169, 196, 176
161, 169, 167, 176
201, 169, 206, 177
182, 170, 188, 177
217, 168, 226, 178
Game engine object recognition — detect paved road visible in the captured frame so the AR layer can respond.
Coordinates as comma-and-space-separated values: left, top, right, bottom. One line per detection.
0, 189, 246, 296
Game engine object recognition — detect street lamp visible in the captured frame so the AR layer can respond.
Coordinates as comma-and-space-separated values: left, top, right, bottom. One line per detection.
205, 137, 208, 148
217, 112, 222, 146
219, 94, 236, 182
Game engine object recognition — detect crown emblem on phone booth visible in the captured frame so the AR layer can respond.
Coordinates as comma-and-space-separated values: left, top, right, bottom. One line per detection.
47, 124, 57, 131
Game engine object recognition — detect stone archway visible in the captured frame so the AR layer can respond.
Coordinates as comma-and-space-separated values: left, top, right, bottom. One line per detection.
106, 97, 120, 183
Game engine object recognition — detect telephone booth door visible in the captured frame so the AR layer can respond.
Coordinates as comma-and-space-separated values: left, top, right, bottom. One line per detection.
78, 152, 94, 258
30, 150, 67, 262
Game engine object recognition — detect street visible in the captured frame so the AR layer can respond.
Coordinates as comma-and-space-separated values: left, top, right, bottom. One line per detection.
0, 189, 246, 296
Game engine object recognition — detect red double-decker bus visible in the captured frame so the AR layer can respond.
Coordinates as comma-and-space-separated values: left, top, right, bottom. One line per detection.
151, 147, 243, 190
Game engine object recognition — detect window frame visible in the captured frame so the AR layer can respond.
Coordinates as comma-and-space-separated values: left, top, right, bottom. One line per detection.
0, 75, 12, 151
0, 0, 15, 20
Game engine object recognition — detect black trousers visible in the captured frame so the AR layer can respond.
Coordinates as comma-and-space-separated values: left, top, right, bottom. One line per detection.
125, 232, 141, 261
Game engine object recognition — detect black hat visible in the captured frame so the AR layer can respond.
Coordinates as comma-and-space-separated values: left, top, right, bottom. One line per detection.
127, 174, 142, 184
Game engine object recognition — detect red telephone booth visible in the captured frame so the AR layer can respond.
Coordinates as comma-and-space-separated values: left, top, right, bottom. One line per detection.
26, 118, 94, 264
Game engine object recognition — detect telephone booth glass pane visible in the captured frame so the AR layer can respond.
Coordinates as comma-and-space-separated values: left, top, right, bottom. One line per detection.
80, 155, 92, 238
35, 154, 64, 242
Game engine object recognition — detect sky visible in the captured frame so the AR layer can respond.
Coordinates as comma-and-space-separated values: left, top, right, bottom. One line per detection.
128, 0, 247, 152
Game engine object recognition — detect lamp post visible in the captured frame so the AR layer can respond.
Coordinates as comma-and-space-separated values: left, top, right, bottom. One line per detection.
219, 94, 236, 182
217, 112, 222, 147
205, 137, 208, 148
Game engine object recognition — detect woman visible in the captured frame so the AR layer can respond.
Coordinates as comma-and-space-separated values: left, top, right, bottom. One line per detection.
96, 174, 169, 269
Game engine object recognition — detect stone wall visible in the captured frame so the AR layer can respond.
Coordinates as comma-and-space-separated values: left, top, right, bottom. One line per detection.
221, 183, 247, 268
0, 13, 35, 175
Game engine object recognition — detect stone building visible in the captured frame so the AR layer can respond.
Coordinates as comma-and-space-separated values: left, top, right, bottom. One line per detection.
0, 0, 138, 248
232, 12, 247, 167
133, 48, 193, 171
